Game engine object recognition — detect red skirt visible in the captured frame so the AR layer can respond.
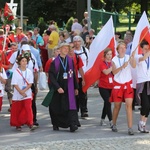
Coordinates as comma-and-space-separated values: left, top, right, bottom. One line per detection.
10, 98, 33, 127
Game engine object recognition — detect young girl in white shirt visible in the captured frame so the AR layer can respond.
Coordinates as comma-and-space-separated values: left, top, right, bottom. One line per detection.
10, 53, 35, 131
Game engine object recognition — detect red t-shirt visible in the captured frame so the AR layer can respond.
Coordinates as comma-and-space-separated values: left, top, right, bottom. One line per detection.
98, 61, 113, 89
73, 55, 84, 72
0, 36, 10, 51
45, 58, 54, 83
0, 50, 10, 70
70, 54, 84, 82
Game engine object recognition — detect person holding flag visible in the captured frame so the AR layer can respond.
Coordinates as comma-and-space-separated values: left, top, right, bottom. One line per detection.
110, 42, 136, 135
99, 48, 113, 127
136, 40, 150, 133
129, 11, 150, 133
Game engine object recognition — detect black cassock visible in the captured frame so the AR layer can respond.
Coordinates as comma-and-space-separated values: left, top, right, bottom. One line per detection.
49, 56, 80, 128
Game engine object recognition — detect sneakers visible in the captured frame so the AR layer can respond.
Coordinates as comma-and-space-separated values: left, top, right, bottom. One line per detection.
109, 121, 113, 128
111, 125, 118, 132
142, 126, 149, 133
100, 119, 107, 126
138, 122, 144, 132
128, 128, 134, 135
29, 125, 37, 131
16, 126, 22, 131
138, 122, 149, 133
33, 122, 39, 127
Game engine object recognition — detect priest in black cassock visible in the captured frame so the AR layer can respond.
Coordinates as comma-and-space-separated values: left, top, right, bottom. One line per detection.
49, 43, 80, 132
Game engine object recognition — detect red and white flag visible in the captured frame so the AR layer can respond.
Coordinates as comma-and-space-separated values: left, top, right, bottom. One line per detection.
131, 11, 150, 55
4, 3, 14, 21
82, 17, 116, 92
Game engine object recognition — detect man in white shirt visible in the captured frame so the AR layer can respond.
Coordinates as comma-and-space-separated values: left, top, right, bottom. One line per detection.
73, 35, 89, 118
71, 19, 83, 35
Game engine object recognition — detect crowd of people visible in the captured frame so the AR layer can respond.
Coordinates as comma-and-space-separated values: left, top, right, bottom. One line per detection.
0, 12, 150, 135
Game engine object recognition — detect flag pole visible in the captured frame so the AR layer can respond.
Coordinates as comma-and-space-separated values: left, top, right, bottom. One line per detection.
20, 0, 23, 28
133, 27, 150, 53
129, 27, 150, 61
2, 25, 10, 51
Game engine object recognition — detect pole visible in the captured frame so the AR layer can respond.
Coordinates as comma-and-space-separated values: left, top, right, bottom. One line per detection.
87, 0, 91, 31
20, 0, 23, 28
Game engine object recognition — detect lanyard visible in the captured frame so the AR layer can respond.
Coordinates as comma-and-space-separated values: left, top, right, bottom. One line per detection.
104, 61, 111, 68
59, 56, 67, 72
145, 57, 150, 70
20, 69, 27, 85
118, 56, 126, 67
104, 61, 112, 76
142, 54, 150, 70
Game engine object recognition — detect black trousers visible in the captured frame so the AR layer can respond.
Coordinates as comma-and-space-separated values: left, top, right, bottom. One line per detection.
140, 83, 150, 117
31, 84, 37, 123
99, 87, 112, 121
76, 78, 88, 114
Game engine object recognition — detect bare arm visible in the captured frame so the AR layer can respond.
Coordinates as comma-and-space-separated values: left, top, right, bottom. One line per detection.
0, 76, 6, 84
139, 51, 150, 62
79, 68, 85, 86
9, 63, 13, 69
102, 67, 112, 75
112, 62, 123, 75
129, 50, 136, 68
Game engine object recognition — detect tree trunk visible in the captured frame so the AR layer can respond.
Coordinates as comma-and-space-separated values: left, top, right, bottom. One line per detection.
141, 0, 148, 13
77, 0, 86, 23
134, 0, 148, 23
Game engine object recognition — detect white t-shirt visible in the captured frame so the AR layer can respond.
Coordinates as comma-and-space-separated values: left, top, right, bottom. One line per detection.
0, 68, 7, 97
74, 47, 89, 78
112, 54, 132, 84
11, 68, 33, 101
136, 55, 150, 83
71, 22, 83, 33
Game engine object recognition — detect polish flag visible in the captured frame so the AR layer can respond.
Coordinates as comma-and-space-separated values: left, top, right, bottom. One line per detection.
82, 17, 115, 92
131, 11, 150, 55
130, 11, 150, 89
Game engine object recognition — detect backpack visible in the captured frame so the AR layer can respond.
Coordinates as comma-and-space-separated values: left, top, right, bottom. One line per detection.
75, 46, 88, 60
16, 50, 35, 69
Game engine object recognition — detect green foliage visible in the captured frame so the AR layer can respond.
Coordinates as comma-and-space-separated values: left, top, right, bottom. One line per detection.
37, 17, 47, 35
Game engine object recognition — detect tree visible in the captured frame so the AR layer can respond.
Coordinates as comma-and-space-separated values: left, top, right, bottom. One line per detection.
0, 0, 150, 29
98, 0, 149, 13
16, 0, 77, 27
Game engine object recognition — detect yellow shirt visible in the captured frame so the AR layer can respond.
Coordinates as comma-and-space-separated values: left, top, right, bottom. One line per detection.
48, 31, 59, 49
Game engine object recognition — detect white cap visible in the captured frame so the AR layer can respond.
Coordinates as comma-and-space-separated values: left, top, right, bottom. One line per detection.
21, 44, 31, 51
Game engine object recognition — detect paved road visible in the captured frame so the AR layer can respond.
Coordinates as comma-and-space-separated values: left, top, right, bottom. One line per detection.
0, 87, 150, 150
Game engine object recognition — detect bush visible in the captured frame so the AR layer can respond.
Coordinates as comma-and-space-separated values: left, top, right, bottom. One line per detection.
37, 17, 47, 35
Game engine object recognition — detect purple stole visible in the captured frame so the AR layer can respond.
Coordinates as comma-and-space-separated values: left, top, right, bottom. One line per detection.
54, 55, 76, 110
